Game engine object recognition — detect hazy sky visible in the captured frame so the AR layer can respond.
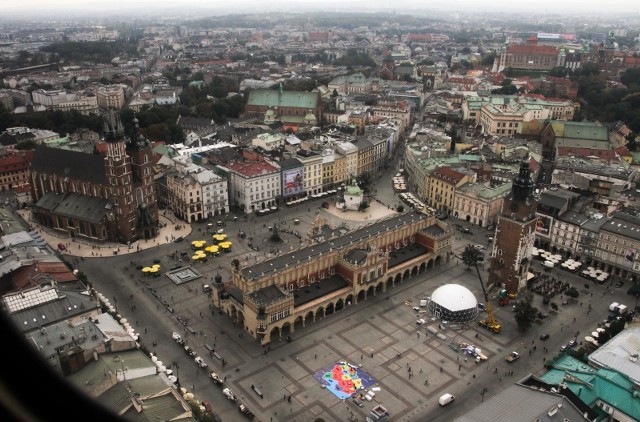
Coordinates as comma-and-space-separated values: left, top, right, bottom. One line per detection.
1, 0, 638, 15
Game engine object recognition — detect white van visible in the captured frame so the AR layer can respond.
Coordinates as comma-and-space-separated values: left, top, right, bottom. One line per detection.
438, 393, 455, 406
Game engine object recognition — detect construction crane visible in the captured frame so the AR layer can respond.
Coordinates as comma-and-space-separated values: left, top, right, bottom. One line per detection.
474, 262, 501, 334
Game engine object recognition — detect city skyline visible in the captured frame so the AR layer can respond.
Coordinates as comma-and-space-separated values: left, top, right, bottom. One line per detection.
1, 0, 638, 17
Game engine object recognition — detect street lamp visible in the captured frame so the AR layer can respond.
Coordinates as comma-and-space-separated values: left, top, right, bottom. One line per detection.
120, 359, 127, 382
173, 361, 179, 381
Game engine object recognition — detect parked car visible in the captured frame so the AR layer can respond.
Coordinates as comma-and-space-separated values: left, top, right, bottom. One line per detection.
223, 387, 237, 402
202, 400, 213, 413
172, 332, 184, 344
438, 393, 455, 406
539, 333, 550, 341
194, 356, 208, 368
209, 371, 223, 386
567, 339, 577, 348
352, 397, 364, 407
238, 403, 255, 419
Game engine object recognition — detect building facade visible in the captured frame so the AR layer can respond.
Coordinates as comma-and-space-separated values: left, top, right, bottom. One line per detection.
96, 85, 126, 110
212, 211, 453, 344
453, 182, 512, 227
425, 167, 470, 216
224, 160, 280, 213
29, 114, 158, 243
0, 153, 30, 192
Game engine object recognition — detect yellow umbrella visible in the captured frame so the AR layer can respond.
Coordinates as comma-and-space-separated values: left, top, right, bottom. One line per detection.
142, 267, 151, 273
206, 245, 219, 253
191, 240, 199, 245
152, 264, 160, 269
192, 255, 201, 260
220, 243, 230, 249
149, 267, 158, 273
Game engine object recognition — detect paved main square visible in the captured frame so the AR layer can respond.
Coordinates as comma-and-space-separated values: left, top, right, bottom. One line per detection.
22, 175, 627, 421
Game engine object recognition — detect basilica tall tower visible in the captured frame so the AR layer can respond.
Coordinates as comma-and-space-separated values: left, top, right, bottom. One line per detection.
488, 157, 537, 294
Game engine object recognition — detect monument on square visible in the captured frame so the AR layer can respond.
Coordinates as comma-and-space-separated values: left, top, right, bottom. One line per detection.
336, 180, 364, 211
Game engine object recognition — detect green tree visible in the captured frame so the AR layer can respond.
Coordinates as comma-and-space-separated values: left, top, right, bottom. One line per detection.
355, 173, 373, 193
513, 293, 539, 332
548, 67, 569, 77
621, 68, 640, 90
481, 53, 496, 66
15, 140, 38, 150
625, 132, 639, 152
565, 286, 579, 299
461, 245, 482, 270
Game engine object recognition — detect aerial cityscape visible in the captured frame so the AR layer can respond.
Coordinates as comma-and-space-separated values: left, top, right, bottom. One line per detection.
1, 2, 640, 421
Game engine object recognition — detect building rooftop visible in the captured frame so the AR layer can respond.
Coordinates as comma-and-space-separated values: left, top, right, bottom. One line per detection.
241, 211, 429, 281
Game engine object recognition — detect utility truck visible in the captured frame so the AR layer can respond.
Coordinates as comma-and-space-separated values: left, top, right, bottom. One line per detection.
505, 351, 520, 362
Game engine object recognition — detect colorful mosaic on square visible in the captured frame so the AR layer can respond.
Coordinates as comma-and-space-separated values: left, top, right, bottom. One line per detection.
313, 361, 376, 399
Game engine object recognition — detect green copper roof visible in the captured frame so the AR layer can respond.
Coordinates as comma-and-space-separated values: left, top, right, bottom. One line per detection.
563, 123, 608, 141
346, 185, 362, 195
540, 355, 640, 420
247, 89, 320, 109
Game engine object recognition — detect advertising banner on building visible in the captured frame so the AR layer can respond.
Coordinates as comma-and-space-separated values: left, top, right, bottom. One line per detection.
535, 214, 553, 238
625, 248, 636, 268
282, 168, 304, 197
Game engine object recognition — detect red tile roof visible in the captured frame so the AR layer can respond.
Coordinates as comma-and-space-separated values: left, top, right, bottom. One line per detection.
614, 145, 631, 156
408, 33, 434, 42
227, 160, 278, 178
431, 167, 466, 184
556, 146, 616, 162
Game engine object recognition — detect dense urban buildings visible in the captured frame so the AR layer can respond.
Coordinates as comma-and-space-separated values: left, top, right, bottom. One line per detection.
1, 6, 640, 422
